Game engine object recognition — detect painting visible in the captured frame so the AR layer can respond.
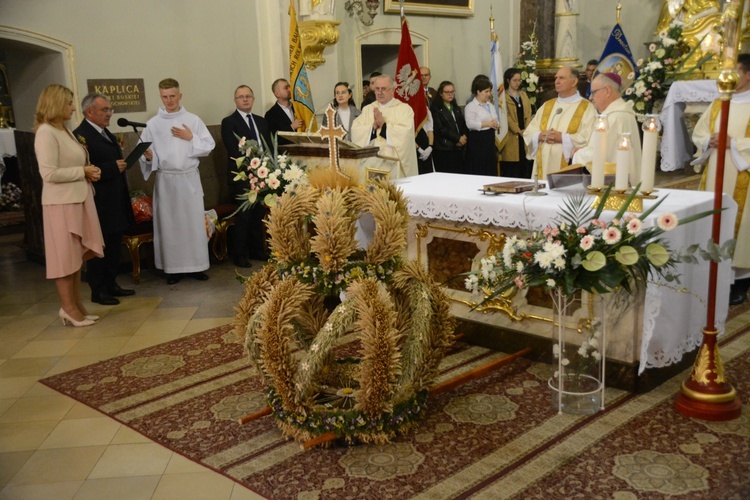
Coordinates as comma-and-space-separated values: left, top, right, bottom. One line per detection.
384, 0, 474, 18
365, 167, 391, 183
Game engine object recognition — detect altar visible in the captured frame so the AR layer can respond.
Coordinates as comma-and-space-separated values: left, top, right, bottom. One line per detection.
394, 173, 736, 387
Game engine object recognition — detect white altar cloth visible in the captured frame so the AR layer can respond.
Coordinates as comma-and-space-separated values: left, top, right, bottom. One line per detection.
395, 172, 736, 374
659, 80, 719, 172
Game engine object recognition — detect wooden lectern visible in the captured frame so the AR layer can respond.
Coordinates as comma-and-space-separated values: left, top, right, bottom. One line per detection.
278, 131, 402, 181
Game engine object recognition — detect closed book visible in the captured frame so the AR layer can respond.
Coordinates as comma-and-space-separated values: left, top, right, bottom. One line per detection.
482, 181, 544, 194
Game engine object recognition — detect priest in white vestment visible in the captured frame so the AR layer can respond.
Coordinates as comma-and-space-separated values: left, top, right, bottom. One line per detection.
139, 79, 215, 283
692, 54, 750, 305
524, 66, 596, 179
572, 72, 642, 184
351, 74, 418, 178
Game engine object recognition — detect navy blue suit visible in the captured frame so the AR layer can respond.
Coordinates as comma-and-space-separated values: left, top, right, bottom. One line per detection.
73, 119, 135, 293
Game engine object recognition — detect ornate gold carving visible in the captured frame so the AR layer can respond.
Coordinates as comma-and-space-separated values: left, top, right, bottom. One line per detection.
298, 20, 340, 69
713, 345, 726, 383
691, 344, 712, 385
590, 192, 644, 213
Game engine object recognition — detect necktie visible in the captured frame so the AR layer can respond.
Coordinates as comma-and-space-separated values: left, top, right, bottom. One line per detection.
101, 129, 111, 142
246, 115, 258, 141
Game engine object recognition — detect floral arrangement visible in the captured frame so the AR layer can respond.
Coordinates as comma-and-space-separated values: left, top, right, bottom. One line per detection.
623, 20, 711, 120
464, 187, 719, 299
514, 32, 543, 108
0, 182, 22, 212
231, 135, 307, 209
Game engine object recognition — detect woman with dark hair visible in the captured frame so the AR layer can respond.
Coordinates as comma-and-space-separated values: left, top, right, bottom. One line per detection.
500, 68, 533, 178
431, 80, 468, 173
464, 76, 500, 176
320, 81, 361, 141
34, 84, 104, 327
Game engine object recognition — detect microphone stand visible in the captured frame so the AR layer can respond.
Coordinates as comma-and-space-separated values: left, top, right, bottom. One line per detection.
526, 130, 548, 197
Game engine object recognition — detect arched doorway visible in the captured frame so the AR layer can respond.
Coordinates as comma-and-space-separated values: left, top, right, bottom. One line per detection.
355, 28, 428, 105
0, 26, 79, 131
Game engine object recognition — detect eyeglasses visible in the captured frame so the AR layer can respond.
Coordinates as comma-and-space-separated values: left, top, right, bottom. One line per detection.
442, 90, 455, 95
235, 95, 254, 100
589, 88, 605, 96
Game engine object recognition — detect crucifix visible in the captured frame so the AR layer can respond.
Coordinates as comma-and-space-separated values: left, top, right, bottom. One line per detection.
317, 104, 350, 180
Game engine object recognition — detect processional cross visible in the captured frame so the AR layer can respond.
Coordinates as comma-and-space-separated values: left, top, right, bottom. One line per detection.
318, 104, 350, 180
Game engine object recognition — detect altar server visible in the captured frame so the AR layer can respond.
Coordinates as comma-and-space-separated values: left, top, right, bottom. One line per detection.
692, 54, 750, 305
140, 78, 215, 284
524, 66, 596, 179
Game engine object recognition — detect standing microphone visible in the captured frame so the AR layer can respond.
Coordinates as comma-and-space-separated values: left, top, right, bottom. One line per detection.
543, 108, 563, 143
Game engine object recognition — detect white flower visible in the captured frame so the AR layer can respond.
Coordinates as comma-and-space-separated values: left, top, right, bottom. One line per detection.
310, 343, 319, 352
658, 30, 668, 39
592, 351, 601, 361
515, 261, 524, 273
528, 73, 539, 84
464, 275, 479, 292
301, 361, 309, 371
625, 87, 634, 96
256, 166, 269, 179
238, 137, 246, 149
553, 256, 566, 270
649, 43, 656, 52
546, 279, 556, 287
662, 37, 676, 47
627, 218, 643, 234
268, 177, 281, 189
580, 235, 595, 251
657, 213, 678, 231
277, 154, 288, 166
602, 227, 622, 244
249, 157, 261, 169
561, 358, 570, 366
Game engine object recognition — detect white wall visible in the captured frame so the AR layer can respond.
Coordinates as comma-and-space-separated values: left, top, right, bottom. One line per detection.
0, 0, 660, 131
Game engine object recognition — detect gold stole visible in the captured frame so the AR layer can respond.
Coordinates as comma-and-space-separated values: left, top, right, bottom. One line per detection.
535, 98, 590, 176
700, 99, 749, 238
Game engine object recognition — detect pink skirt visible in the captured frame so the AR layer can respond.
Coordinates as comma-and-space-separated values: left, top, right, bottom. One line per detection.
43, 184, 104, 279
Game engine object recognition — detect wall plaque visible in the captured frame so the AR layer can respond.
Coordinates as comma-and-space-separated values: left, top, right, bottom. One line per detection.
86, 79, 146, 113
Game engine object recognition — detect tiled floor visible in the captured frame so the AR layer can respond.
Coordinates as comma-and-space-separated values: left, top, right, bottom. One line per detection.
0, 165, 701, 499
0, 233, 264, 499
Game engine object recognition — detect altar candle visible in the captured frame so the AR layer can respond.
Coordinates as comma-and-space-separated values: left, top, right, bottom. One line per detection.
616, 132, 631, 191
640, 114, 661, 193
591, 114, 608, 188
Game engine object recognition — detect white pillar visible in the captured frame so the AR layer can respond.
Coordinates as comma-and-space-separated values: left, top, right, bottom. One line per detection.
554, 0, 580, 68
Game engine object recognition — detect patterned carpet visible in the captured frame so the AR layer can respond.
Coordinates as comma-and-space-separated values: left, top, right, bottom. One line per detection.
40, 311, 750, 499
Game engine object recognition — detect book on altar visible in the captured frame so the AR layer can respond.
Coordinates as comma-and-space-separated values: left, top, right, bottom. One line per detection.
481, 180, 544, 193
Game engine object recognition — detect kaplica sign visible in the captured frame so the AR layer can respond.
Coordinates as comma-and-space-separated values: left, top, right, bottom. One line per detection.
86, 78, 146, 113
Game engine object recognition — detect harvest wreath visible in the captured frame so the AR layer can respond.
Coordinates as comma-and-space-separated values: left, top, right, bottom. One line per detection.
233, 172, 456, 445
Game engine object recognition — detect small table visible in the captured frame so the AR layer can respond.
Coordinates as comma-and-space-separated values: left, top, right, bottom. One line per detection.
659, 80, 719, 172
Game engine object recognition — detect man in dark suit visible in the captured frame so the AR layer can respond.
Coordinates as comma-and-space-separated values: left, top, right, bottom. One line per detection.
420, 67, 438, 106
74, 93, 135, 305
221, 85, 273, 267
264, 78, 302, 145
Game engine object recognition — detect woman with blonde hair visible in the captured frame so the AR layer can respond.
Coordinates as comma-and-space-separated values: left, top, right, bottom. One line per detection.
34, 84, 104, 327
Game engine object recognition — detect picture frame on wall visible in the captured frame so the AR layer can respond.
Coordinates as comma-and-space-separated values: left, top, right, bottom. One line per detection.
383, 0, 474, 18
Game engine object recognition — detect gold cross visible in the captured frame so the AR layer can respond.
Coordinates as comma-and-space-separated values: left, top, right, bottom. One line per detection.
318, 104, 349, 179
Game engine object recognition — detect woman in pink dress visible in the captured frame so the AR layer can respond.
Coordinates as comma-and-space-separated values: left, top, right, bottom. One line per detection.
34, 84, 104, 327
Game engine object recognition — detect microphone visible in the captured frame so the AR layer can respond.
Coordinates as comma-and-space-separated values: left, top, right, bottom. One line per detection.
543, 108, 563, 143
117, 118, 147, 129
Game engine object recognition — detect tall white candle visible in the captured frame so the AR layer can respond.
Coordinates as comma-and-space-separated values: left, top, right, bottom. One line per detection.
615, 132, 631, 192
640, 115, 661, 193
591, 114, 607, 188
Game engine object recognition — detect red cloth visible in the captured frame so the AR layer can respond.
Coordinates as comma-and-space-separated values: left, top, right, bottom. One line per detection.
132, 196, 153, 224
395, 16, 427, 133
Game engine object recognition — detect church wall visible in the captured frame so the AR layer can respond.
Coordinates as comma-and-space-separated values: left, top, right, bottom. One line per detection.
0, 0, 661, 133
